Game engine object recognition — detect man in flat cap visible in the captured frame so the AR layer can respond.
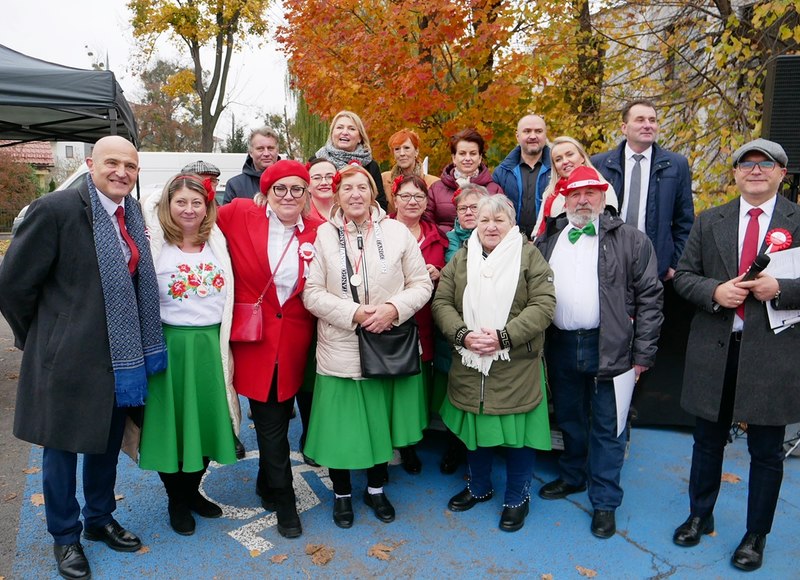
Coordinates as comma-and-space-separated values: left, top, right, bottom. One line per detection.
672, 138, 800, 571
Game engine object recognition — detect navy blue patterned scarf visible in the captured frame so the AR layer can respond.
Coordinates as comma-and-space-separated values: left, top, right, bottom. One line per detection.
87, 175, 167, 406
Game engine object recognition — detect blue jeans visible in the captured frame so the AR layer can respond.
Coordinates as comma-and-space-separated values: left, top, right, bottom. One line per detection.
545, 328, 627, 510
42, 404, 127, 544
467, 446, 536, 506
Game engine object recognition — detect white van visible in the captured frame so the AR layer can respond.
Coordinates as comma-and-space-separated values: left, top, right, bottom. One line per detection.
56, 151, 249, 203
11, 152, 248, 236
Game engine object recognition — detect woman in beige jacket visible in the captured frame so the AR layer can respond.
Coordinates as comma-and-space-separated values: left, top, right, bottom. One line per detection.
302, 163, 433, 529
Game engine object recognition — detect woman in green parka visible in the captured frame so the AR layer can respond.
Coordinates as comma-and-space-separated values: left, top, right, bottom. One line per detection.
432, 193, 555, 533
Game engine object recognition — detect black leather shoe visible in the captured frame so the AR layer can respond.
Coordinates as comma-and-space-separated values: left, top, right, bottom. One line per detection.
189, 493, 223, 518
333, 496, 354, 529
591, 510, 616, 539
499, 498, 530, 532
234, 436, 246, 460
732, 532, 766, 571
82, 520, 141, 552
363, 490, 395, 523
440, 440, 466, 474
673, 515, 715, 547
167, 501, 196, 535
276, 503, 302, 539
54, 543, 91, 580
538, 478, 587, 500
447, 487, 494, 512
400, 447, 422, 475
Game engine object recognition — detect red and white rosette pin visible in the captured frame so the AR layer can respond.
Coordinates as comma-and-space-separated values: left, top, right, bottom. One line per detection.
765, 228, 792, 253
299, 242, 316, 277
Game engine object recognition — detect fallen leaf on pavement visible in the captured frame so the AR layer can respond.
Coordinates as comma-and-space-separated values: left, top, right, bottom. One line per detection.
576, 565, 598, 578
30, 493, 45, 506
270, 554, 289, 564
368, 541, 406, 561
306, 544, 335, 565
3, 493, 18, 502
542, 574, 554, 580
721, 472, 741, 483
6, 373, 18, 380
249, 549, 261, 558
137, 546, 150, 554
115, 494, 125, 501
22, 467, 40, 475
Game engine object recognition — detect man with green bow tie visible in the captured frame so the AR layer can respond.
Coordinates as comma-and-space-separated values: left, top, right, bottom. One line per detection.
534, 165, 663, 539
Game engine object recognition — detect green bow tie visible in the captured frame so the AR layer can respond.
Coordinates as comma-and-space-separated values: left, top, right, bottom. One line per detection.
567, 222, 597, 244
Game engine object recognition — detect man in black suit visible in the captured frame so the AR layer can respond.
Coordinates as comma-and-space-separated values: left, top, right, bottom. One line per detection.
0, 136, 167, 579
672, 138, 800, 571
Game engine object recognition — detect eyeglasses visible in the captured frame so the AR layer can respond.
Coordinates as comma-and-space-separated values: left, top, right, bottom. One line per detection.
396, 193, 426, 203
310, 174, 335, 183
272, 184, 307, 198
456, 204, 479, 215
737, 160, 777, 173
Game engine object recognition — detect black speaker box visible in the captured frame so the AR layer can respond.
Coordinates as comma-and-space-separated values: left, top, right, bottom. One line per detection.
763, 55, 800, 174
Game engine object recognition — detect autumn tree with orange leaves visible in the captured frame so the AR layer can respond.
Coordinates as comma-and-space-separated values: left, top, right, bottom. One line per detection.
278, 0, 545, 174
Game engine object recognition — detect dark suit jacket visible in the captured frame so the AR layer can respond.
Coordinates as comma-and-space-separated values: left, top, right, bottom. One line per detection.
592, 141, 694, 278
0, 184, 120, 453
674, 194, 800, 425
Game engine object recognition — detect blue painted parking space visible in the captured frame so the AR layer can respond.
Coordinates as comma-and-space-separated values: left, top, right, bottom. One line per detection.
11, 399, 800, 578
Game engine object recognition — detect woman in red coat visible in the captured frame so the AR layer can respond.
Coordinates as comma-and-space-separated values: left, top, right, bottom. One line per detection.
216, 160, 323, 540
390, 174, 448, 473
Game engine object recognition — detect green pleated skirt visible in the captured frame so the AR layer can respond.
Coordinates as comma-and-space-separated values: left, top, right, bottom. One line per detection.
304, 369, 428, 470
139, 324, 237, 473
440, 363, 552, 451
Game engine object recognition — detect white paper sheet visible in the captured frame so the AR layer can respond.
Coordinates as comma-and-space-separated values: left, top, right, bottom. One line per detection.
613, 367, 637, 437
763, 246, 800, 332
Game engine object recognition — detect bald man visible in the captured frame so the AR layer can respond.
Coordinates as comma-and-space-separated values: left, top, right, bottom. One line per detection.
0, 136, 167, 579
493, 114, 552, 239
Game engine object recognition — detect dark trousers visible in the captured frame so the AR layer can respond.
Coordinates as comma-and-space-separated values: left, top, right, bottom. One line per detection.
328, 464, 388, 496
688, 337, 786, 534
296, 390, 313, 451
545, 328, 627, 510
467, 446, 536, 505
249, 371, 295, 496
42, 404, 127, 545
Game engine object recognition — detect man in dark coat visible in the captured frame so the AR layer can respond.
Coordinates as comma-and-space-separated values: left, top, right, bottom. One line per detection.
535, 166, 663, 540
0, 136, 167, 580
672, 138, 800, 572
223, 126, 281, 204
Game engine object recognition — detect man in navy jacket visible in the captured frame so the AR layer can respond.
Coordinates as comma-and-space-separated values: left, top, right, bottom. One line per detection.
591, 99, 694, 281
492, 114, 551, 239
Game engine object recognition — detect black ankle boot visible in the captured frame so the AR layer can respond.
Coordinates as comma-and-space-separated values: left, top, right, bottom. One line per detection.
275, 487, 302, 539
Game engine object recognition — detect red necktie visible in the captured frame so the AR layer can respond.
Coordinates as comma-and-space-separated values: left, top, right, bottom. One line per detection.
115, 206, 140, 274
737, 207, 763, 319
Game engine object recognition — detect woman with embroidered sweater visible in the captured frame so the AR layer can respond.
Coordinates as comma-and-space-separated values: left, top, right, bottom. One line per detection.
140, 173, 239, 536
432, 194, 555, 533
302, 163, 432, 529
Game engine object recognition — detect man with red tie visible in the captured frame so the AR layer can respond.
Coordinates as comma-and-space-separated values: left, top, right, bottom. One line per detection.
672, 139, 800, 571
0, 136, 167, 580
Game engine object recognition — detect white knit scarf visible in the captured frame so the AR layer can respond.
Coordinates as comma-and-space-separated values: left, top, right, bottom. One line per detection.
457, 226, 522, 375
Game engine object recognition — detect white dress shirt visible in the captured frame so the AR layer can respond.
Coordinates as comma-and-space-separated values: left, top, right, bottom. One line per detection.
619, 144, 652, 234
733, 194, 777, 331
97, 191, 131, 262
266, 204, 304, 306
549, 219, 601, 330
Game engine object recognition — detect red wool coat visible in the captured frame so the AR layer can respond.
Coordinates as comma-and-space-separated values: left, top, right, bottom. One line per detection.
217, 199, 322, 402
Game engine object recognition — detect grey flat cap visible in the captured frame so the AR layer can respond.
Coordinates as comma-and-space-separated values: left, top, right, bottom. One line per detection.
732, 138, 788, 167
181, 160, 221, 176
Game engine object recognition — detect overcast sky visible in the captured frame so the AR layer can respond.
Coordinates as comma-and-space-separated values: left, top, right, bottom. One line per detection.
5, 0, 289, 139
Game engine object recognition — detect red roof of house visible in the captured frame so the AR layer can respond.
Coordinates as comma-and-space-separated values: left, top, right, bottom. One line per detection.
0, 140, 54, 166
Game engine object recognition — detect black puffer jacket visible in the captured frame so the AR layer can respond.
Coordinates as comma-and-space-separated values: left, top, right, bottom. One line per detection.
535, 211, 664, 379
223, 156, 264, 204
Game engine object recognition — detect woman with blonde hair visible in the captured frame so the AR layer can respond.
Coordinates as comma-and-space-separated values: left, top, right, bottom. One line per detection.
316, 110, 388, 209
381, 128, 439, 212
532, 136, 618, 239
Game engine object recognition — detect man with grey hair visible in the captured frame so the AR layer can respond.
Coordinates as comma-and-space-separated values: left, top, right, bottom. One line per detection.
223, 127, 281, 204
672, 138, 800, 572
534, 165, 663, 540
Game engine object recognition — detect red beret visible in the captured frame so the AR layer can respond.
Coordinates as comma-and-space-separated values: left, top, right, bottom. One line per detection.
259, 160, 311, 194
